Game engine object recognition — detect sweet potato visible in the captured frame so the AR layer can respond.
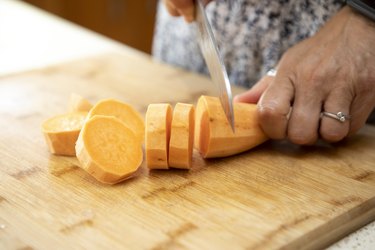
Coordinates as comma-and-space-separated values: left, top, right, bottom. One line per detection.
68, 93, 93, 112
87, 99, 144, 143
145, 104, 172, 169
195, 96, 268, 158
75, 115, 143, 184
169, 103, 195, 169
42, 112, 87, 156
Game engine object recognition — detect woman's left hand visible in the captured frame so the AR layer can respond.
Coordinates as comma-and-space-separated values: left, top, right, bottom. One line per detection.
235, 6, 375, 144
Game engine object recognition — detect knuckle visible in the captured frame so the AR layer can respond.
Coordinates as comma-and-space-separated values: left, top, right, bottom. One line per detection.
257, 102, 286, 121
257, 105, 287, 140
258, 105, 279, 121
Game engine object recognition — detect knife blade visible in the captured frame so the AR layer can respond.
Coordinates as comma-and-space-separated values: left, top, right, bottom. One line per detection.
195, 0, 235, 132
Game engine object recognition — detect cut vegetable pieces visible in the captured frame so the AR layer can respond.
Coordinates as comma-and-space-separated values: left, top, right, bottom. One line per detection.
169, 103, 195, 169
42, 94, 269, 184
145, 103, 172, 169
195, 96, 268, 158
75, 115, 143, 184
87, 99, 145, 143
68, 93, 93, 112
42, 112, 87, 156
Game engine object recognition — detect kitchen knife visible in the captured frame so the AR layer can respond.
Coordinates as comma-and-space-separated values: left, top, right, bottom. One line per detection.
195, 0, 235, 132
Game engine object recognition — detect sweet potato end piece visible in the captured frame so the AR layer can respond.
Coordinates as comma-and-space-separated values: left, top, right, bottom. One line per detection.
196, 96, 268, 158
68, 93, 93, 112
43, 132, 80, 156
42, 112, 87, 156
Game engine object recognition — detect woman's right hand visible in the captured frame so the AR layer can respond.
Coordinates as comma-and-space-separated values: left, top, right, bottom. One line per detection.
163, 0, 213, 23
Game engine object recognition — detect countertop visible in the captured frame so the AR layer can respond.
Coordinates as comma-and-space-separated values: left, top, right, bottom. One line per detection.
0, 0, 374, 249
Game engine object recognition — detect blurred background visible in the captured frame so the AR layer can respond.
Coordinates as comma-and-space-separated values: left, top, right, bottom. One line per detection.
22, 0, 158, 54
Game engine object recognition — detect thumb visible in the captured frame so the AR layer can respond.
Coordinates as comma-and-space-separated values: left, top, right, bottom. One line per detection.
234, 75, 274, 104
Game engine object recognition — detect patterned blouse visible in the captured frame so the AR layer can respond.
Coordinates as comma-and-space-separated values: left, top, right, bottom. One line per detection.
152, 0, 344, 88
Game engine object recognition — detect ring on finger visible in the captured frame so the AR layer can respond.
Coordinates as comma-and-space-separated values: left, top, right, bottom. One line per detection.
266, 68, 277, 77
321, 111, 351, 123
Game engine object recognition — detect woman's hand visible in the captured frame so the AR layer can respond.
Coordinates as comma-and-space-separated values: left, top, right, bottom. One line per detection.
163, 0, 213, 23
235, 6, 375, 144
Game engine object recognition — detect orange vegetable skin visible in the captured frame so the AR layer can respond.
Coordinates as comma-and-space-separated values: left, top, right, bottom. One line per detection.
169, 103, 195, 169
68, 93, 93, 112
41, 112, 87, 156
195, 96, 268, 158
75, 115, 143, 184
87, 99, 145, 143
145, 104, 172, 169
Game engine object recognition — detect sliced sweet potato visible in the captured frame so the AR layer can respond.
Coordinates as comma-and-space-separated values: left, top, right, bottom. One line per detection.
68, 93, 93, 112
145, 103, 172, 169
169, 103, 195, 169
87, 99, 145, 143
195, 95, 268, 158
42, 112, 87, 156
75, 115, 143, 184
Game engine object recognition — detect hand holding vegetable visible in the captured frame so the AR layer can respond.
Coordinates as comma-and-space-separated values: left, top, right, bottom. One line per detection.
235, 6, 375, 144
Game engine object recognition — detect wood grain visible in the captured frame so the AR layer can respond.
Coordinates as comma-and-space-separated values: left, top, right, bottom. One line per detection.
0, 52, 374, 250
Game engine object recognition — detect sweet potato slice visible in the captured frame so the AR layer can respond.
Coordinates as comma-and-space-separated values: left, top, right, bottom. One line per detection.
195, 96, 268, 158
87, 99, 145, 143
145, 103, 172, 169
42, 112, 87, 156
75, 115, 143, 184
169, 103, 195, 169
68, 93, 93, 112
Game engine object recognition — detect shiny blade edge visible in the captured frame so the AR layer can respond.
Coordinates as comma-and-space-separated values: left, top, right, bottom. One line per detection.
196, 0, 235, 132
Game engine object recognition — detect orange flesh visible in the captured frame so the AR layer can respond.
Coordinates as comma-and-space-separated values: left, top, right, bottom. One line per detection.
169, 103, 195, 169
68, 93, 93, 112
195, 96, 268, 158
145, 103, 172, 169
76, 115, 142, 184
41, 112, 87, 156
87, 99, 145, 143
42, 112, 87, 132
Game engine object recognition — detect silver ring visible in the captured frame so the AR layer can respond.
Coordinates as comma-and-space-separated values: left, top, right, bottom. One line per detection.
321, 111, 351, 123
266, 68, 277, 77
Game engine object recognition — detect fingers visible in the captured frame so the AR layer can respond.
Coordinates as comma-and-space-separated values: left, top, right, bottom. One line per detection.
257, 74, 294, 140
244, 69, 371, 144
288, 87, 322, 145
164, 0, 195, 22
234, 75, 273, 104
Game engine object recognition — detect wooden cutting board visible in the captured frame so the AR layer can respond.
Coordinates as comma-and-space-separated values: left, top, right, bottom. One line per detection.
0, 51, 374, 250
